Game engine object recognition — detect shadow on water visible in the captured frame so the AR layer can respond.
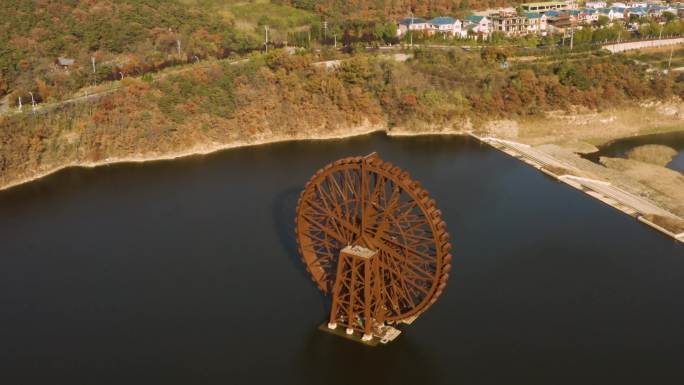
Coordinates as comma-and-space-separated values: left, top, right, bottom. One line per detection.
294, 327, 438, 385
272, 186, 330, 313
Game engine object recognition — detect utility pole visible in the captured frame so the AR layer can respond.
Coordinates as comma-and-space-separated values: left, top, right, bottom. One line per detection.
29, 92, 36, 113
90, 56, 97, 85
409, 12, 414, 48
264, 25, 269, 53
570, 28, 574, 51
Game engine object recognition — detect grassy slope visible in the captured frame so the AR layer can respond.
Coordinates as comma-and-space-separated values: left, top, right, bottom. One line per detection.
179, 0, 318, 40
274, 0, 521, 19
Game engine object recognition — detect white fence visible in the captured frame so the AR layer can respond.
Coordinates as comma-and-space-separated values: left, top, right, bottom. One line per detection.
603, 38, 684, 53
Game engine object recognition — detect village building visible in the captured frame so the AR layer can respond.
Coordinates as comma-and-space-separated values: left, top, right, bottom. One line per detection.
628, 2, 648, 8
524, 13, 548, 34
396, 17, 430, 36
585, 1, 607, 9
464, 15, 491, 35
610, 7, 628, 19
521, 1, 572, 12
628, 6, 649, 17
597, 7, 620, 20
648, 4, 677, 17
546, 12, 575, 33
578, 8, 600, 23
429, 17, 466, 37
490, 12, 528, 35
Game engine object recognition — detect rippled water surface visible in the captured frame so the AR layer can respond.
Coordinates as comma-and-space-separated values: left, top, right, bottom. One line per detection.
1, 134, 682, 385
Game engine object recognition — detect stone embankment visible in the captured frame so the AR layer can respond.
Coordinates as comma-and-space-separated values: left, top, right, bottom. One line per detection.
472, 134, 684, 243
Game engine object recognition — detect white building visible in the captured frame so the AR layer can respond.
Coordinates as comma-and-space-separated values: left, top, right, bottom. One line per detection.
579, 9, 600, 22
525, 13, 548, 34
585, 1, 607, 9
396, 17, 431, 36
429, 17, 466, 37
463, 15, 491, 35
627, 2, 648, 8
611, 7, 627, 19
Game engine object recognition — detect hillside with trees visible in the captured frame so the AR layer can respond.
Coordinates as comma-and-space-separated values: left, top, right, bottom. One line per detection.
2, 48, 682, 189
0, 0, 259, 102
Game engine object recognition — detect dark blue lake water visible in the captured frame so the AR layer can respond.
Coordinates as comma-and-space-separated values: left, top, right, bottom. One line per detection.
0, 133, 682, 385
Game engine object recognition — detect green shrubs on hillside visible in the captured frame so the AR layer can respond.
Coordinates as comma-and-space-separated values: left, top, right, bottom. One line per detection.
154, 63, 236, 123
0, 0, 258, 101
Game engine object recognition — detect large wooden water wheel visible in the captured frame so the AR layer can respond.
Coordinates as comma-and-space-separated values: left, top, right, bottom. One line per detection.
295, 153, 452, 344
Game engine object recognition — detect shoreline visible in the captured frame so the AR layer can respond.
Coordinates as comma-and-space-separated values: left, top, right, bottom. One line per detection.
0, 125, 466, 192
2, 119, 682, 241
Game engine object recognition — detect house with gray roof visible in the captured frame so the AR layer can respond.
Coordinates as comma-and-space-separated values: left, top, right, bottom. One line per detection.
463, 15, 491, 34
524, 12, 548, 34
429, 17, 466, 37
396, 17, 430, 36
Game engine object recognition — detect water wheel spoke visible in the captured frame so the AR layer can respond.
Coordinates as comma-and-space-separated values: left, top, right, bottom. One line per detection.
382, 250, 431, 298
383, 228, 435, 244
305, 199, 358, 241
373, 240, 435, 282
314, 183, 348, 238
378, 233, 437, 266
300, 212, 352, 245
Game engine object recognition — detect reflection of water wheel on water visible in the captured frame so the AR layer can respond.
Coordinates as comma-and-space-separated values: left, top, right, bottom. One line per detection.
295, 153, 452, 344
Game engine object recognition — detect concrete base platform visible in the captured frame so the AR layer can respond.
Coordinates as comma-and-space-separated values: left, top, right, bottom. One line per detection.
317, 323, 402, 347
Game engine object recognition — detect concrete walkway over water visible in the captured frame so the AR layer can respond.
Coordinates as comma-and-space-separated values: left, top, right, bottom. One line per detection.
472, 134, 684, 242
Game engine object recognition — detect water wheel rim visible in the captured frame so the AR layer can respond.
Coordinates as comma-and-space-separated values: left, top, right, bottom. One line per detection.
295, 154, 452, 321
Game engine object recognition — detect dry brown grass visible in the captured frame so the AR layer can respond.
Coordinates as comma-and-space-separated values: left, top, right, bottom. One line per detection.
626, 144, 678, 166
600, 157, 684, 217
642, 214, 684, 234
543, 165, 576, 176
516, 107, 684, 147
